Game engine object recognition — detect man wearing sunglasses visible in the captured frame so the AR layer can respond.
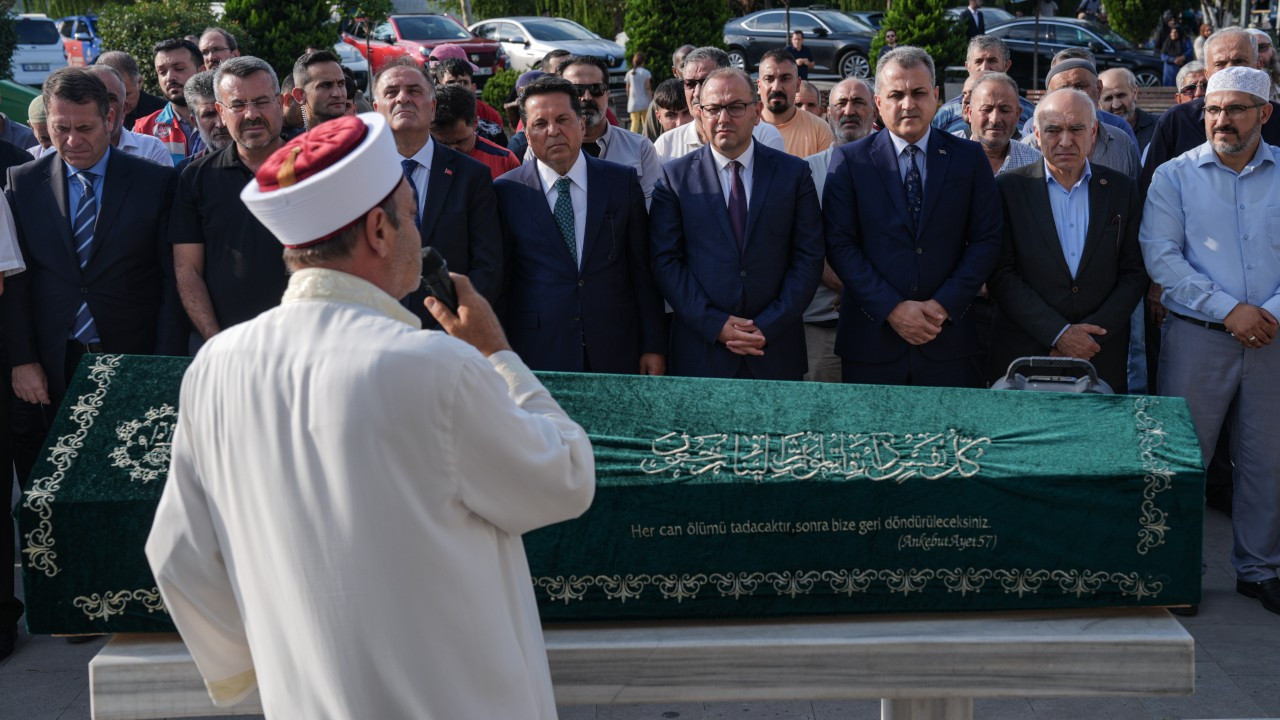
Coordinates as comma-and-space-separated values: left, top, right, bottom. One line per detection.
1175, 61, 1208, 104
551, 55, 661, 206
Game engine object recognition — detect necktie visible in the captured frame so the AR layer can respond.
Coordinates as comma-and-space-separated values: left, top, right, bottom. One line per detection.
553, 177, 577, 265
728, 160, 747, 253
401, 158, 421, 229
904, 145, 923, 230
71, 171, 99, 345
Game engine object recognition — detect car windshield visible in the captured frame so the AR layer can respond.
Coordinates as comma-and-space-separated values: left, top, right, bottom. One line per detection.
524, 19, 597, 41
814, 11, 867, 33
1093, 25, 1134, 50
394, 15, 472, 41
18, 19, 60, 44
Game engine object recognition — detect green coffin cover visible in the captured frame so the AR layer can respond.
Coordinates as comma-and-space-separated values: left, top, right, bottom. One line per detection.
18, 354, 1204, 633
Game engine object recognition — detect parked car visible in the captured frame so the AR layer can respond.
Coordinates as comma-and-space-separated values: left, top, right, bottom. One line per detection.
986, 17, 1163, 91
847, 11, 884, 30
341, 14, 506, 87
944, 6, 1016, 27
332, 41, 370, 92
470, 16, 627, 105
725, 8, 875, 79
56, 14, 100, 67
12, 15, 69, 87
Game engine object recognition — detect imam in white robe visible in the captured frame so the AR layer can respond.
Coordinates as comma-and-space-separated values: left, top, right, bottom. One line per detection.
146, 268, 596, 719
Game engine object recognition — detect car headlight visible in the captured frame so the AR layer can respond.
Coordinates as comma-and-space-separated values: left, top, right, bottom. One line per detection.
420, 46, 431, 57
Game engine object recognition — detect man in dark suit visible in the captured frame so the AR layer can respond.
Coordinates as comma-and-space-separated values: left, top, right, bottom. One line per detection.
988, 89, 1147, 391
496, 76, 666, 374
824, 46, 1002, 387
650, 67, 823, 380
371, 57, 503, 327
4, 68, 181, 482
959, 0, 986, 39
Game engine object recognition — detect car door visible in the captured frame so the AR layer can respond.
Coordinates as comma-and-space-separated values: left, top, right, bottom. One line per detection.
995, 22, 1054, 91
499, 21, 542, 71
791, 12, 835, 73
744, 11, 787, 68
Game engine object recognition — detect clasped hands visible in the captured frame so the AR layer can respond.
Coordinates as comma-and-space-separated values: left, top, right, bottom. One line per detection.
1050, 324, 1106, 360
719, 315, 766, 356
888, 300, 948, 345
1225, 304, 1278, 349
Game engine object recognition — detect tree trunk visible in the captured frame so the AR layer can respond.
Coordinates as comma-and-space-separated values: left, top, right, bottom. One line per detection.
459, 0, 472, 27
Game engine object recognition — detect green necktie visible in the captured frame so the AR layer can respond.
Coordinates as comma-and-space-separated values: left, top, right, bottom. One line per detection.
554, 176, 577, 264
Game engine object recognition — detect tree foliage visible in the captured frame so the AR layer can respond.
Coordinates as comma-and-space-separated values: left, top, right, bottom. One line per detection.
0, 2, 16, 83
481, 66, 518, 110
221, 0, 339, 84
97, 0, 217, 94
624, 0, 729, 84
1105, 0, 1165, 48
870, 0, 964, 76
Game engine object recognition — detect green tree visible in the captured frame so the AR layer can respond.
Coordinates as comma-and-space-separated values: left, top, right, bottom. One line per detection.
221, 0, 339, 84
870, 0, 964, 76
335, 0, 395, 29
0, 2, 16, 83
97, 0, 217, 94
1104, 0, 1165, 47
481, 65, 518, 113
624, 0, 728, 84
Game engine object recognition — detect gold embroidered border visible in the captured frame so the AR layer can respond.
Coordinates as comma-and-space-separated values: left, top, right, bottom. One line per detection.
534, 568, 1165, 605
73, 587, 167, 621
22, 355, 122, 577
1133, 397, 1173, 555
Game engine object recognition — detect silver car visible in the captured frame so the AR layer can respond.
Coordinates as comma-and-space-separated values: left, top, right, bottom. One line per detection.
470, 16, 627, 100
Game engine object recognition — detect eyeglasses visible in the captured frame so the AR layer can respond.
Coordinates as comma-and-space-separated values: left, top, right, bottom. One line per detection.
699, 102, 752, 118
1205, 102, 1266, 118
202, 46, 230, 56
222, 97, 276, 114
572, 83, 608, 98
1178, 81, 1208, 95
683, 77, 709, 90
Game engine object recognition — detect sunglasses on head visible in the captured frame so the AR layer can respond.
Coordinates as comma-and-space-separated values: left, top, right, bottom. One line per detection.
573, 83, 609, 98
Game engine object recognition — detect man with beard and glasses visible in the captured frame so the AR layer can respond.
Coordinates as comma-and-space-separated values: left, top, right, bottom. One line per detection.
84, 65, 171, 166
179, 71, 232, 170
134, 38, 205, 166
169, 57, 289, 353
291, 49, 348, 131
757, 49, 833, 158
654, 46, 784, 162
803, 77, 876, 382
965, 72, 1042, 176
1141, 66, 1280, 616
372, 57, 503, 328
549, 54, 661, 205
198, 27, 240, 71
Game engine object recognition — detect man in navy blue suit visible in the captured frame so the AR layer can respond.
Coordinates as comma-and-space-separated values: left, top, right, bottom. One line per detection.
494, 76, 666, 374
823, 46, 1002, 387
650, 67, 824, 380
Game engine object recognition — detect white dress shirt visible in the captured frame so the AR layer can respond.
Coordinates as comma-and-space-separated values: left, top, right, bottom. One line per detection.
536, 152, 589, 268
119, 128, 175, 166
709, 140, 755, 207
654, 118, 785, 163
404, 137, 433, 223
888, 129, 930, 188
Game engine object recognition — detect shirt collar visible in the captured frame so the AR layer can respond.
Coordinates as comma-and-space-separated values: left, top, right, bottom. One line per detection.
594, 122, 614, 152
888, 129, 930, 158
536, 151, 588, 196
409, 137, 434, 170
1044, 158, 1092, 192
282, 268, 423, 329
679, 120, 704, 150
709, 140, 755, 174
158, 102, 178, 124
1194, 139, 1276, 173
116, 129, 138, 153
63, 147, 111, 179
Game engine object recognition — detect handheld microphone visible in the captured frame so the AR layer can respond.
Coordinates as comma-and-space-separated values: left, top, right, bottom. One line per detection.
420, 247, 458, 315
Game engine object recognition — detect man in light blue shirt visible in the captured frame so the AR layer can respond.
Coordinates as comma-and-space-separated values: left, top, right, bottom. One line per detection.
1140, 65, 1280, 616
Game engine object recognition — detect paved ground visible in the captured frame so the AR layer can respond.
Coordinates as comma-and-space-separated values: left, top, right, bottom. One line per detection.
3, 508, 1277, 720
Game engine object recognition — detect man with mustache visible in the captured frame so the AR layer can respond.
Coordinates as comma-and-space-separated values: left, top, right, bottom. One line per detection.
824, 46, 1001, 387
1140, 65, 1280, 616
86, 64, 171, 166
758, 49, 833, 158
169, 57, 289, 353
181, 70, 232, 165
964, 72, 1041, 176
372, 57, 502, 328
988, 88, 1146, 392
1022, 54, 1140, 179
933, 36, 1035, 138
803, 77, 876, 382
1100, 68, 1157, 154
291, 49, 348, 131
134, 38, 204, 166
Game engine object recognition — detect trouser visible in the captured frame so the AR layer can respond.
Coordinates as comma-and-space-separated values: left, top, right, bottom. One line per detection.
1159, 317, 1280, 582
802, 322, 840, 383
842, 349, 980, 388
629, 111, 644, 134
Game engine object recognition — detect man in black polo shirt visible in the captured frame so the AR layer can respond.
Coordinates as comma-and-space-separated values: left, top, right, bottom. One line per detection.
171, 56, 288, 353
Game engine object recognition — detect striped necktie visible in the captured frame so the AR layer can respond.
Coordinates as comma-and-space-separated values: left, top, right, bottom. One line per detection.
71, 171, 99, 345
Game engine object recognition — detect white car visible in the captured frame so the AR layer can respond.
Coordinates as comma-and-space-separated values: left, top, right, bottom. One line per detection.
12, 15, 69, 87
469, 16, 626, 81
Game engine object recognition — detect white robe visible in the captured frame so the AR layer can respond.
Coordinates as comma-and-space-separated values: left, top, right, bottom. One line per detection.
146, 268, 596, 719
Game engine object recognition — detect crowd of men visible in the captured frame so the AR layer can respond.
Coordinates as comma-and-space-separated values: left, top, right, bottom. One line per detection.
1, 21, 1279, 665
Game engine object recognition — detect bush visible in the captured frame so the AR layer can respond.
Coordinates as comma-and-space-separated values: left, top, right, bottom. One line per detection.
0, 7, 15, 83
1105, 0, 1166, 48
221, 0, 340, 84
481, 66, 518, 111
624, 0, 728, 84
98, 0, 217, 95
871, 0, 965, 76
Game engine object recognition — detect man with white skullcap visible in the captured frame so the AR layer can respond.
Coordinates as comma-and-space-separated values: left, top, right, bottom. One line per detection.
146, 113, 596, 717
1140, 65, 1280, 616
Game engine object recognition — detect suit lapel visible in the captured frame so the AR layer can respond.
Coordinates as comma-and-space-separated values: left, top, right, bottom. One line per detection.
580, 156, 607, 268
1077, 169, 1112, 274
744, 146, 775, 250
1021, 163, 1073, 278
870, 132, 910, 234
90, 150, 130, 265
696, 148, 737, 253
915, 129, 951, 235
420, 143, 453, 240
519, 161, 575, 267
47, 155, 78, 266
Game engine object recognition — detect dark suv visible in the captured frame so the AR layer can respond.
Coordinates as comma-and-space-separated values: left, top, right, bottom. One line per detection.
725, 8, 874, 79
986, 17, 1163, 91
